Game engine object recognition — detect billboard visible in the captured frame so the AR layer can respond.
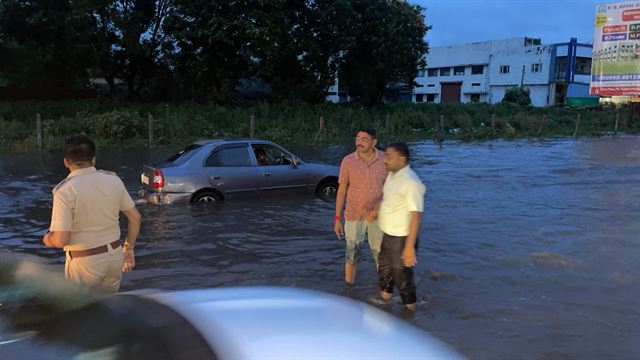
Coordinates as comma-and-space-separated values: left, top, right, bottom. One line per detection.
590, 1, 640, 96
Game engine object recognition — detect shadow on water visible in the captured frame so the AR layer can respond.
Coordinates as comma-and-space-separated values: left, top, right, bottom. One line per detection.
1, 136, 640, 359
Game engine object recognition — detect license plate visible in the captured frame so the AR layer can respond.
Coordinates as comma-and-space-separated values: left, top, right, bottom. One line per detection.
141, 173, 149, 185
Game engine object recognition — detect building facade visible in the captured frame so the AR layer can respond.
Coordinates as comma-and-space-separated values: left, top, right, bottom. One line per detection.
411, 37, 593, 107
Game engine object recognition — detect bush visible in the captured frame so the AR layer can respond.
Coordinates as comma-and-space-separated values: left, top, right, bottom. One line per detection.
502, 87, 532, 106
0, 99, 635, 151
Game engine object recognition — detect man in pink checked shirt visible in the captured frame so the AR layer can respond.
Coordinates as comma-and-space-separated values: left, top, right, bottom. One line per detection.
333, 126, 387, 285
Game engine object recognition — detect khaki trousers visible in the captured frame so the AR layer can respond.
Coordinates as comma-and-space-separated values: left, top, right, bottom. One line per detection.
65, 242, 124, 294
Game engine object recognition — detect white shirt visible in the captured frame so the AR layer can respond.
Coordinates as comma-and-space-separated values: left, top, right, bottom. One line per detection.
378, 165, 426, 237
49, 167, 135, 251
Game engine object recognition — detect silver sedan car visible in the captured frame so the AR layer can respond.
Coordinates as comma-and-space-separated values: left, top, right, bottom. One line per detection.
139, 139, 339, 204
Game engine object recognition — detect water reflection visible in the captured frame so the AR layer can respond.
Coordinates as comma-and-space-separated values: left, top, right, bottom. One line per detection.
1, 136, 639, 359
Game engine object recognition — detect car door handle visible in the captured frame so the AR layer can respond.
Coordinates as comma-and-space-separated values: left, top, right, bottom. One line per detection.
211, 176, 221, 180
262, 172, 271, 177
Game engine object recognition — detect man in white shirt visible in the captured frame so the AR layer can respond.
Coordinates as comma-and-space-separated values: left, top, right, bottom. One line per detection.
43, 135, 141, 294
376, 143, 426, 311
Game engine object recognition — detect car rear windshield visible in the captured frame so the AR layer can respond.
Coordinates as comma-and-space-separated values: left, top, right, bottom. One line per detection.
167, 144, 202, 163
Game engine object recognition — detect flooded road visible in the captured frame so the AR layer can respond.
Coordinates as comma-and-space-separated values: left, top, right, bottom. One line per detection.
1, 137, 639, 359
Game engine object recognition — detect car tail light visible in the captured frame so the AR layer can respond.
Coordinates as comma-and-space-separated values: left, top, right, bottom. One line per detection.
152, 169, 165, 188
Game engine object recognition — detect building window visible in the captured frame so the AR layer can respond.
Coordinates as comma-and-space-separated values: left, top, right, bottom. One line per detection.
417, 69, 426, 77
428, 68, 438, 77
531, 63, 542, 72
471, 65, 484, 75
575, 57, 591, 75
500, 65, 510, 74
439, 67, 451, 76
427, 84, 435, 87
524, 37, 541, 46
426, 94, 436, 103
472, 83, 481, 87
471, 94, 480, 103
415, 94, 424, 103
454, 66, 465, 76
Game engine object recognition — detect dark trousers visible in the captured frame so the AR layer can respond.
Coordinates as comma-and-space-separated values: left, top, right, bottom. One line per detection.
378, 233, 417, 305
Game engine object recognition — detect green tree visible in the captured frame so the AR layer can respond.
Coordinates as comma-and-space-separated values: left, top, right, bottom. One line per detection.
82, 0, 174, 99
339, 0, 429, 105
250, 0, 356, 103
0, 0, 432, 104
0, 0, 173, 99
163, 0, 256, 101
0, 0, 94, 88
162, 0, 362, 103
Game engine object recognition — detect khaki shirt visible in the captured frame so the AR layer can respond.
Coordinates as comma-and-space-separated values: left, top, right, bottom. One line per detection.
49, 167, 135, 251
378, 165, 426, 237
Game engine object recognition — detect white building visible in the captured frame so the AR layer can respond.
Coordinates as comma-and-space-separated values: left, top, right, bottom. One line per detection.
412, 37, 593, 107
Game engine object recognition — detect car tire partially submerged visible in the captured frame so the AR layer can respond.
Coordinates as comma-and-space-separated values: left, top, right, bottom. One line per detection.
316, 179, 338, 199
192, 190, 223, 204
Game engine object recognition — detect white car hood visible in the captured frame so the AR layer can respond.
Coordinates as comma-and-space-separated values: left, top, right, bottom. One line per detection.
142, 286, 464, 360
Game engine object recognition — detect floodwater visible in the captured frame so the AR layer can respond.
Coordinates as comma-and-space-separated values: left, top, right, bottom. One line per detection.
1, 136, 639, 359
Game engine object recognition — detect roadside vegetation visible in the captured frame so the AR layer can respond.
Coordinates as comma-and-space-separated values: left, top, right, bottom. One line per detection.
0, 100, 635, 152
0, 0, 428, 105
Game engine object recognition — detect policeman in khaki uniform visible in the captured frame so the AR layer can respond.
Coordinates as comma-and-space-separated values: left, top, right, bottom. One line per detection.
43, 135, 141, 294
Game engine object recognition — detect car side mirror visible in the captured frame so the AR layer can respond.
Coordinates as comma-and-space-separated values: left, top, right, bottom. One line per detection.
292, 158, 300, 167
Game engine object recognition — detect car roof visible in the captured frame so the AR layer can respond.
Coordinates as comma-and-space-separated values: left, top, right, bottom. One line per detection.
192, 138, 273, 146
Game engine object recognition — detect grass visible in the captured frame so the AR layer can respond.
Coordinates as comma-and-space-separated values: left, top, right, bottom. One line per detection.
0, 100, 637, 152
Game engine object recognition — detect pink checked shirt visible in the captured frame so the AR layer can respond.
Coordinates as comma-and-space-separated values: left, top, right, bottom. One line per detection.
338, 149, 388, 221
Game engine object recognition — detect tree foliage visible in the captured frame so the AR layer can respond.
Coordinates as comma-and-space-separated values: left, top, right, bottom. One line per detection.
82, 0, 173, 99
0, 0, 94, 88
0, 0, 430, 104
339, 0, 429, 105
163, 0, 257, 101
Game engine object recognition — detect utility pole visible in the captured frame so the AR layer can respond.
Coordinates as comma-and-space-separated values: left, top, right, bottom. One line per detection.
520, 65, 525, 87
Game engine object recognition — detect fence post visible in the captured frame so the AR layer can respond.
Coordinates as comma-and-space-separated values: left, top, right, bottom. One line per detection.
614, 110, 619, 134
385, 115, 391, 129
439, 114, 444, 131
573, 113, 581, 138
491, 113, 496, 128
36, 113, 42, 151
319, 116, 324, 131
148, 114, 154, 147
537, 114, 547, 137
250, 114, 255, 137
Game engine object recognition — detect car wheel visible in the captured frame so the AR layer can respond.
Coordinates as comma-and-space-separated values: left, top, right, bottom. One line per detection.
192, 191, 222, 203
316, 180, 338, 199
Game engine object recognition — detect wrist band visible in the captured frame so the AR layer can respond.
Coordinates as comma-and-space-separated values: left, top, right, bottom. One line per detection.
333, 215, 341, 221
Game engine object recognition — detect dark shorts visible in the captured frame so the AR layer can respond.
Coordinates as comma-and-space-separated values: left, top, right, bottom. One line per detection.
378, 233, 418, 305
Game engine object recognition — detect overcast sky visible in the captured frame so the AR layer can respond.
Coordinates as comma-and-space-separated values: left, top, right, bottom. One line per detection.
411, 0, 612, 47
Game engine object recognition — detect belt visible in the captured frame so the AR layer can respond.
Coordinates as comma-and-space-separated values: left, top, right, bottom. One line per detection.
67, 240, 121, 259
